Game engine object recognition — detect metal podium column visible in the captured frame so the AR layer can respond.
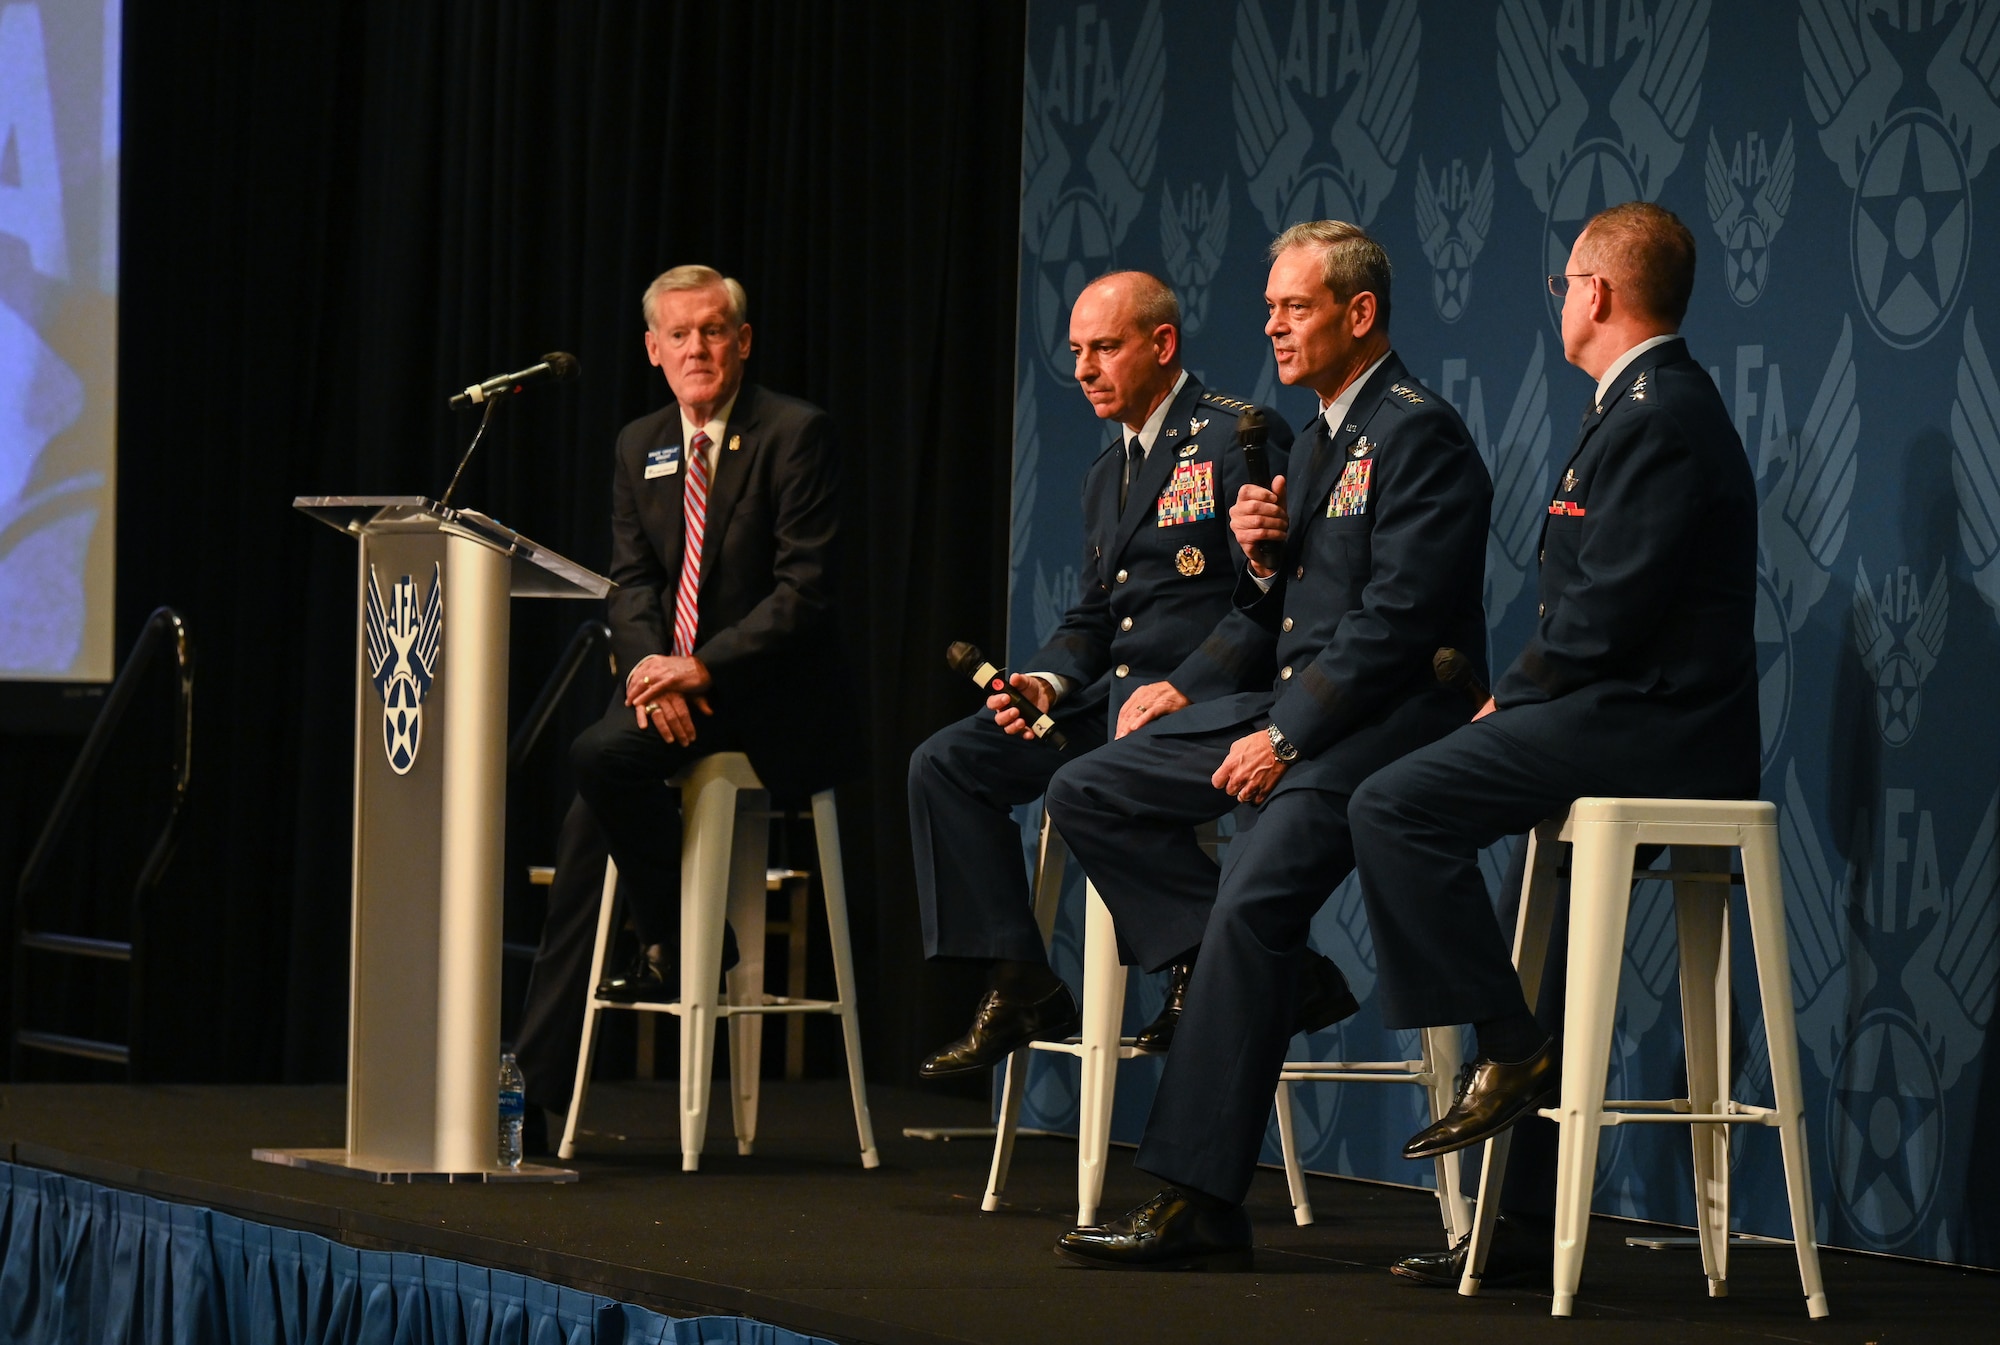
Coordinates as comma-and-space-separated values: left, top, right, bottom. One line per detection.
433, 532, 507, 1172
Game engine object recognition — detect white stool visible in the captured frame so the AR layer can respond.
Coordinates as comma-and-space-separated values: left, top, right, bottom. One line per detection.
982, 815, 1443, 1232
559, 752, 879, 1172
1462, 799, 1829, 1319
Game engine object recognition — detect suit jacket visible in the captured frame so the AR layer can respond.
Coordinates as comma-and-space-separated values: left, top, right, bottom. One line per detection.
1490, 338, 1759, 799
607, 382, 851, 796
1158, 353, 1492, 795
1027, 376, 1293, 734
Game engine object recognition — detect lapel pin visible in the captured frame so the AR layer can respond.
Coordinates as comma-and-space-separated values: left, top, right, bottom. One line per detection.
1562, 468, 1578, 492
728, 434, 741, 452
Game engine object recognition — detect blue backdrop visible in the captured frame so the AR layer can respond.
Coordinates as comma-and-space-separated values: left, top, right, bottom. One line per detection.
1008, 0, 2000, 1270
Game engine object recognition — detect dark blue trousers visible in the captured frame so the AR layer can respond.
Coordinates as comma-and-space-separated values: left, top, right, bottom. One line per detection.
1349, 719, 1618, 1030
1046, 722, 1354, 1206
908, 709, 1107, 963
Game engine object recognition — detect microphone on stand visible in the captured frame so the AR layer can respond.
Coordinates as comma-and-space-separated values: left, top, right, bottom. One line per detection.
448, 352, 579, 409
945, 641, 1068, 749
1235, 406, 1281, 574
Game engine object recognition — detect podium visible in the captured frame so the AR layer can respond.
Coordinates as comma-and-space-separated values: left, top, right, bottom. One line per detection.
255, 497, 609, 1182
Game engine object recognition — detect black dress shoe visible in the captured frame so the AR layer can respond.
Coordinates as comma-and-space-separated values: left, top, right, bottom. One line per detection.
1133, 960, 1195, 1052
596, 952, 673, 1004
1294, 951, 1360, 1035
1390, 1219, 1553, 1288
919, 982, 1080, 1077
1402, 1038, 1559, 1159
1056, 1187, 1253, 1271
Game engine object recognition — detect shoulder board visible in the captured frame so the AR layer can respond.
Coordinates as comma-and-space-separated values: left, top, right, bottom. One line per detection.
1387, 382, 1426, 405
1198, 391, 1254, 414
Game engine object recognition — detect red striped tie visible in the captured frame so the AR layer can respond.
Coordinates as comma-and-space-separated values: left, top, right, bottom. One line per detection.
671, 430, 711, 657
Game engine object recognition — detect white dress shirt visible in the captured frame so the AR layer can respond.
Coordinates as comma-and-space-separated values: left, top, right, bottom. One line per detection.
678, 389, 740, 479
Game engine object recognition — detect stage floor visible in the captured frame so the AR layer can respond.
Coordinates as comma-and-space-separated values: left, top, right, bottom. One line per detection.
1, 1079, 1990, 1343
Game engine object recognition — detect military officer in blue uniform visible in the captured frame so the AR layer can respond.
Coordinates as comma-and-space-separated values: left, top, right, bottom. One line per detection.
1348, 204, 1758, 1271
910, 270, 1291, 1076
1050, 221, 1492, 1270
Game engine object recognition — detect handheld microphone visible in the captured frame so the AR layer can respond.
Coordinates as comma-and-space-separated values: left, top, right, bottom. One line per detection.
945, 641, 1068, 749
1235, 406, 1281, 572
449, 352, 579, 409
1433, 646, 1492, 715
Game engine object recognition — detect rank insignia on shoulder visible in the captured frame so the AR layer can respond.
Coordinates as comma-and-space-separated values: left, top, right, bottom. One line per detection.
1200, 392, 1251, 413
1189, 415, 1209, 436
1390, 383, 1424, 404
1178, 440, 1199, 458
1561, 468, 1577, 492
1175, 544, 1206, 576
1629, 372, 1648, 402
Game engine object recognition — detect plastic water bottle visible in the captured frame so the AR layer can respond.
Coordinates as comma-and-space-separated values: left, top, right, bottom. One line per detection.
498, 1052, 526, 1169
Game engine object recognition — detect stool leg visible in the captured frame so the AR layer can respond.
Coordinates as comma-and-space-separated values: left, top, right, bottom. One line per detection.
1549, 816, 1637, 1317
1672, 845, 1732, 1297
986, 810, 1067, 1210
785, 879, 808, 1081
813, 790, 879, 1168
1076, 882, 1127, 1227
1464, 821, 1561, 1294
559, 858, 621, 1161
1275, 1080, 1313, 1226
1422, 1026, 1470, 1242
678, 773, 739, 1172
1741, 821, 1831, 1319
725, 790, 770, 1156
983, 1047, 1031, 1210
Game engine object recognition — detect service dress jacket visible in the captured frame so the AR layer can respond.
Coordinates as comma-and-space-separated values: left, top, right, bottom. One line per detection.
1491, 337, 1759, 799
606, 382, 851, 797
1026, 376, 1293, 734
1158, 353, 1493, 796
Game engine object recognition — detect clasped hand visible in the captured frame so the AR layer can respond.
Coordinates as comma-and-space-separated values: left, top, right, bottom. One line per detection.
1231, 475, 1289, 578
627, 653, 712, 746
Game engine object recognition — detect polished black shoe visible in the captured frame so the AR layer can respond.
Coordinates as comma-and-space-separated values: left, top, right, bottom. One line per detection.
1390, 1219, 1552, 1288
1133, 960, 1195, 1052
1056, 1187, 1254, 1271
919, 982, 1080, 1077
596, 951, 673, 1004
1294, 951, 1360, 1035
1402, 1038, 1559, 1159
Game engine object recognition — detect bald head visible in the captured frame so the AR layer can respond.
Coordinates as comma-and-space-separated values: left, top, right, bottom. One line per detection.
1069, 271, 1183, 430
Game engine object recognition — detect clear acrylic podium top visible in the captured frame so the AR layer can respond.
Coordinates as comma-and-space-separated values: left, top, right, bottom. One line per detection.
294, 496, 610, 599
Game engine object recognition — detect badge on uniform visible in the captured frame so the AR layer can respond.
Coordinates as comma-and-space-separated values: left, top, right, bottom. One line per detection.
1175, 545, 1205, 576
1156, 460, 1216, 526
1548, 499, 1586, 517
645, 444, 683, 479
1189, 415, 1209, 436
1177, 440, 1199, 458
728, 434, 742, 451
1328, 458, 1372, 517
1561, 468, 1578, 492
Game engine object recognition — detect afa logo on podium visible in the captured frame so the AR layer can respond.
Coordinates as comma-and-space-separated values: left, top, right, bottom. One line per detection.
1010, 0, 2000, 1268
364, 564, 443, 776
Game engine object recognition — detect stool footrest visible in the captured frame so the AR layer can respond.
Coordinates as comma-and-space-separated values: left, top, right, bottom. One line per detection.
1538, 1105, 1780, 1126
586, 996, 846, 1017
1281, 1059, 1426, 1075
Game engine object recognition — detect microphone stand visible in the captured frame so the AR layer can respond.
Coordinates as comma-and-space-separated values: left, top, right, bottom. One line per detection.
439, 395, 501, 511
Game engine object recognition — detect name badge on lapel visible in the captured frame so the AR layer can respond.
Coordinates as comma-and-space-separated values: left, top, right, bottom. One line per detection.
644, 444, 683, 479
1328, 458, 1372, 517
1156, 460, 1216, 526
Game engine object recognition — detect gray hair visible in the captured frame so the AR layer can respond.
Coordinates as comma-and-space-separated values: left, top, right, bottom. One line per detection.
1268, 220, 1393, 327
642, 265, 749, 329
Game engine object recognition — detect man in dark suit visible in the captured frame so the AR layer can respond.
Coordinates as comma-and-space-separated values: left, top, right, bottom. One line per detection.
1347, 203, 1757, 1261
910, 271, 1290, 1077
515, 264, 847, 1129
1049, 221, 1492, 1270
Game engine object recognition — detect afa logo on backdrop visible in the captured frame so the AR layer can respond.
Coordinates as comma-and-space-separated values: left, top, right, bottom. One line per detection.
1799, 0, 1999, 349
1497, 0, 1709, 330
1704, 123, 1795, 306
1436, 336, 1552, 632
1230, 0, 1420, 233
1021, 0, 1165, 380
364, 564, 443, 776
1413, 152, 1495, 322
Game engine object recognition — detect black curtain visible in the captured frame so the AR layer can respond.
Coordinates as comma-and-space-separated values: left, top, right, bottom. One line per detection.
0, 0, 1025, 1087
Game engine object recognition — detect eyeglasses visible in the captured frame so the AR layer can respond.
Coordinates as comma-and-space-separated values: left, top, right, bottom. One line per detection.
1546, 273, 1598, 298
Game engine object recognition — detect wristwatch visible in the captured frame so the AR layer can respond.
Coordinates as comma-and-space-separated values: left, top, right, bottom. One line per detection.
1265, 723, 1299, 763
